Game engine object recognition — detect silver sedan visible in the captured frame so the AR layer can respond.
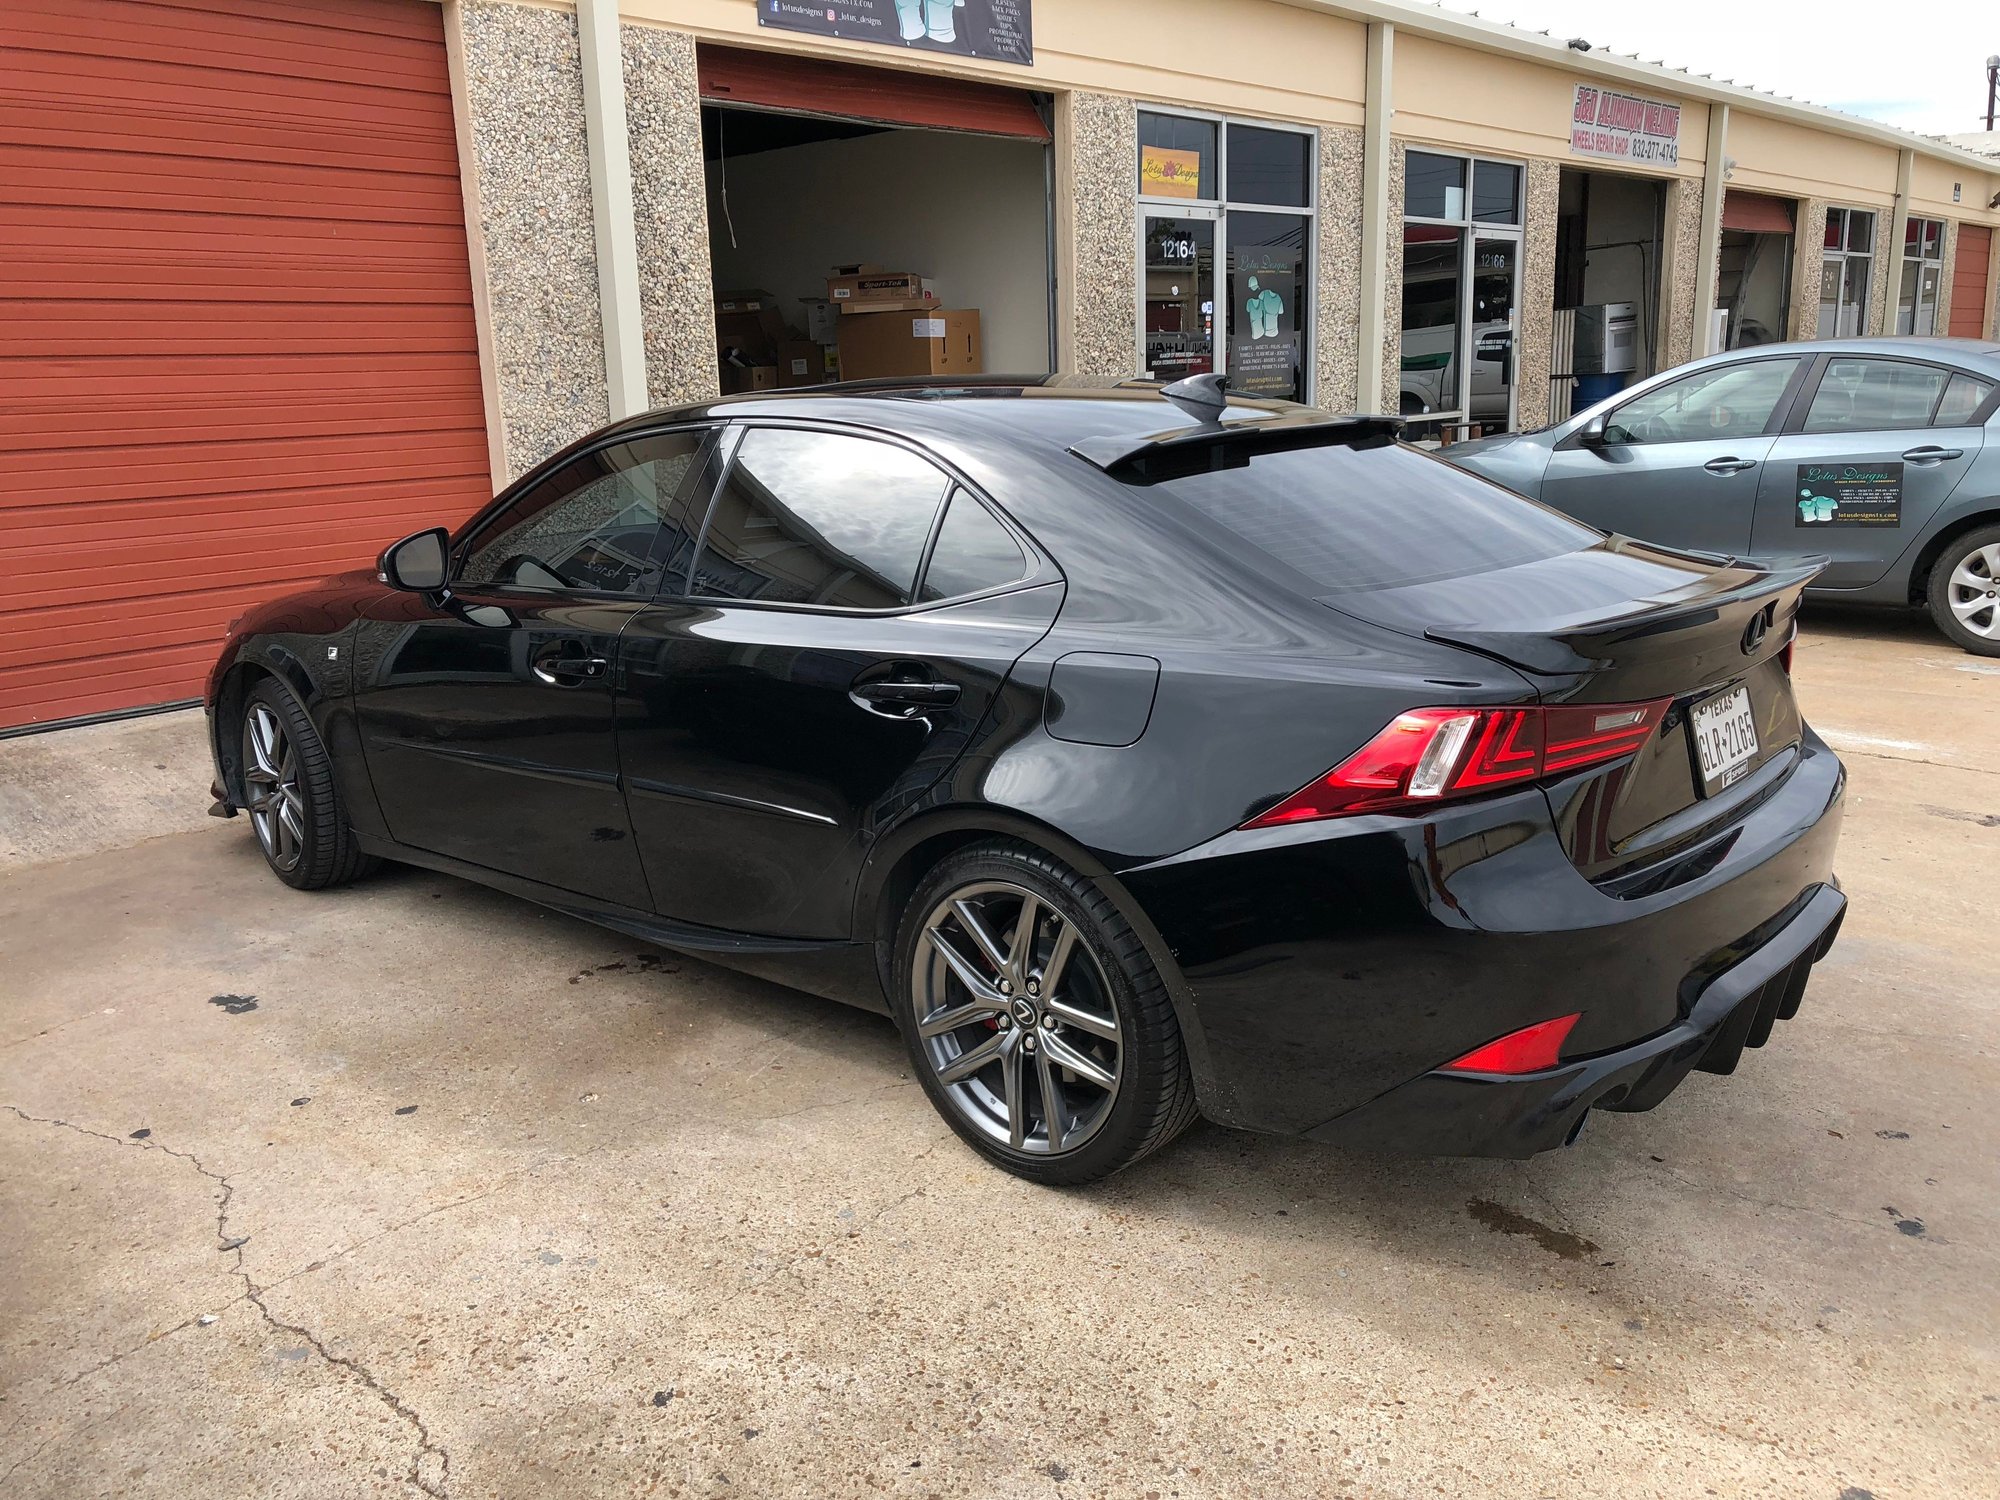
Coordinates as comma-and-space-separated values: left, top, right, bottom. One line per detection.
1447, 337, 2000, 655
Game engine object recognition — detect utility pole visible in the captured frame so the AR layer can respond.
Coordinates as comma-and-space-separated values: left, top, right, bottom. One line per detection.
1988, 54, 1999, 130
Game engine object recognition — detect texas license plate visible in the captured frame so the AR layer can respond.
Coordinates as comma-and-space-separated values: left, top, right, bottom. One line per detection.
1691, 685, 1759, 790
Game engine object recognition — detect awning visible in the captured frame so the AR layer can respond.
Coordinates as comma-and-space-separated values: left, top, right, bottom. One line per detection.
1723, 191, 1795, 235
697, 44, 1050, 141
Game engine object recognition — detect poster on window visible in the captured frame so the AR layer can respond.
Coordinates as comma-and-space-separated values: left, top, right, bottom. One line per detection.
1570, 83, 1681, 166
759, 0, 1033, 66
1795, 463, 1902, 526
1228, 247, 1300, 402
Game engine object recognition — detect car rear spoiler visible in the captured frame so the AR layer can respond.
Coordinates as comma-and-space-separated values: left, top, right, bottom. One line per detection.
1068, 412, 1404, 484
1423, 557, 1827, 679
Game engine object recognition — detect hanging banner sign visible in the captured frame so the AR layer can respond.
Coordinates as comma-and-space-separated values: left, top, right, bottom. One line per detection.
759, 0, 1033, 67
1229, 246, 1302, 402
1570, 83, 1682, 166
1796, 463, 1902, 527
1141, 146, 1202, 199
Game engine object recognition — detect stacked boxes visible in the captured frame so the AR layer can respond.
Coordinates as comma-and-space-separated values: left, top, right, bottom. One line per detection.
714, 266, 984, 390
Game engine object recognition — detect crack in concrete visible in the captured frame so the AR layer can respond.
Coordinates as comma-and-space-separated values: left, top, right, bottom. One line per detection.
2, 1104, 452, 1498
1833, 747, 1998, 777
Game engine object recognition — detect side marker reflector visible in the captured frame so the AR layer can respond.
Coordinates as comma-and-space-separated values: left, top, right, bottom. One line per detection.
1439, 1013, 1582, 1075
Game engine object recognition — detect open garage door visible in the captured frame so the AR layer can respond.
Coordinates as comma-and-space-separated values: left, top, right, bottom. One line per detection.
698, 44, 1053, 395
0, 0, 492, 732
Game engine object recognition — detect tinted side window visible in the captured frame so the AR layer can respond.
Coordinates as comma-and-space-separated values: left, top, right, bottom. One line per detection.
919, 489, 1031, 602
1604, 359, 1798, 445
1802, 358, 1950, 433
458, 431, 707, 595
691, 428, 949, 610
1935, 373, 1994, 427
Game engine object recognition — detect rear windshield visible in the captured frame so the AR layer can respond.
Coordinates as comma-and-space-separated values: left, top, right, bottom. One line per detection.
1148, 440, 1597, 593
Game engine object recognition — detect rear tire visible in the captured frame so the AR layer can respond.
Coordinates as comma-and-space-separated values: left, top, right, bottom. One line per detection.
893, 840, 1199, 1185
1926, 524, 2000, 657
239, 677, 378, 890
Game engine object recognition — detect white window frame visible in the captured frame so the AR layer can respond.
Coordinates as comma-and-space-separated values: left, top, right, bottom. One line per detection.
1819, 207, 1877, 339
1398, 145, 1527, 436
1136, 106, 1320, 404
1897, 216, 1947, 336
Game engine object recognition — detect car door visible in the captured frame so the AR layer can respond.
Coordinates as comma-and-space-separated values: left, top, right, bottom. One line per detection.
351, 426, 713, 904
1750, 356, 1993, 588
616, 423, 1063, 939
1538, 355, 1807, 555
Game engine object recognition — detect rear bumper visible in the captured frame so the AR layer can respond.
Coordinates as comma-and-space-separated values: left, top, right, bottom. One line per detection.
1118, 727, 1846, 1144
1306, 881, 1844, 1157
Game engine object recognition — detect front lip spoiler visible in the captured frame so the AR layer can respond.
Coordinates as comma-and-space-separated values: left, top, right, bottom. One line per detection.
1306, 882, 1847, 1159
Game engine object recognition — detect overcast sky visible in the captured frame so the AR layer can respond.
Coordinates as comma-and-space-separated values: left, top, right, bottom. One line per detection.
1430, 0, 1998, 137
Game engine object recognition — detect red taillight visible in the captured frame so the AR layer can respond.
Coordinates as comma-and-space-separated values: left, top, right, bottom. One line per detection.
1779, 626, 1797, 674
1243, 698, 1669, 828
1439, 1013, 1581, 1075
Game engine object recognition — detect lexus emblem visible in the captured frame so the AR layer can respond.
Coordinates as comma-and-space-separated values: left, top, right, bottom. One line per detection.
1741, 610, 1771, 655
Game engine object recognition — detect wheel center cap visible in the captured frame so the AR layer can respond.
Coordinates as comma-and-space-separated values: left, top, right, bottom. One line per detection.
1010, 998, 1038, 1028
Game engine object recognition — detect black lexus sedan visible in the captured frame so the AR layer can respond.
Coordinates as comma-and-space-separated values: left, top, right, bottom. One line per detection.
206, 375, 1846, 1184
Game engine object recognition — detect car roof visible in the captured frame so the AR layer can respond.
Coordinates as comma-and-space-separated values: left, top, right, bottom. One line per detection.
1679, 335, 2000, 378
594, 375, 1394, 459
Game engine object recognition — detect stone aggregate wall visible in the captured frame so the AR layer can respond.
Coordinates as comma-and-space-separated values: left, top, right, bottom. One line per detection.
623, 24, 718, 409
1063, 91, 1139, 377
1314, 127, 1364, 412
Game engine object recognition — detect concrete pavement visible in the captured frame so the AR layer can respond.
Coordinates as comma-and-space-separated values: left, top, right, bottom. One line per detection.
1, 609, 1994, 1498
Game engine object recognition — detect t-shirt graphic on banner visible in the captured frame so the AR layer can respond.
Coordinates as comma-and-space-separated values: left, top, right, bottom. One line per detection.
760, 0, 1034, 66
1229, 247, 1300, 401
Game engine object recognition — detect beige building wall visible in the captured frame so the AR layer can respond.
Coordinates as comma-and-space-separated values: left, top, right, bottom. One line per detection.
445, 0, 2000, 459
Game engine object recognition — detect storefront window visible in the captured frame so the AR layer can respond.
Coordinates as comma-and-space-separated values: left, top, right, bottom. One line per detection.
1138, 111, 1316, 402
1897, 216, 1946, 336
1138, 113, 1215, 200
1226, 124, 1311, 207
1400, 150, 1522, 441
1818, 208, 1875, 339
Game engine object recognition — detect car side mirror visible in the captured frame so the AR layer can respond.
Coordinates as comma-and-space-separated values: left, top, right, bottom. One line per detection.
1577, 412, 1610, 448
379, 527, 451, 593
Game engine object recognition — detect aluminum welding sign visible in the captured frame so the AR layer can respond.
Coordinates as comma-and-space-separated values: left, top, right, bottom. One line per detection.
1571, 83, 1681, 166
1796, 463, 1903, 526
761, 0, 1033, 66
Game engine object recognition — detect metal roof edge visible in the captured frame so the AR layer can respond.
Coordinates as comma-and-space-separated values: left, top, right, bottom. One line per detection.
1282, 0, 2000, 178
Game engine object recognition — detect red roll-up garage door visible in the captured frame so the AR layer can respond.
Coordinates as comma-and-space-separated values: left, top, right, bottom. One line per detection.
1949, 225, 1992, 339
0, 0, 492, 732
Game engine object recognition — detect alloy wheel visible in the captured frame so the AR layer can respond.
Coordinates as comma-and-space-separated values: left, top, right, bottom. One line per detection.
1946, 542, 2000, 640
912, 879, 1123, 1155
242, 702, 305, 873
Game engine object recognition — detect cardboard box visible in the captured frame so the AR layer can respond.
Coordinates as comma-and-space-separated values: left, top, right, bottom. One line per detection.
713, 288, 780, 313
840, 295, 941, 315
777, 338, 824, 388
836, 309, 982, 380
720, 362, 779, 394
827, 269, 936, 304
715, 305, 783, 364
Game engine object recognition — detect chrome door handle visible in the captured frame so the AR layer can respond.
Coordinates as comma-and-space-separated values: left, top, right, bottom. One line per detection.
1703, 457, 1757, 475
532, 655, 607, 685
1902, 445, 1963, 464
853, 679, 960, 706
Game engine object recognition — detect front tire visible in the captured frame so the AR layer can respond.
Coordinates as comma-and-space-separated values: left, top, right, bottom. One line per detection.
1927, 524, 2000, 657
893, 840, 1199, 1185
239, 678, 377, 890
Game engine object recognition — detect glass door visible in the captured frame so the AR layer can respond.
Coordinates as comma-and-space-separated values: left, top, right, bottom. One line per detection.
1398, 224, 1463, 440
1142, 210, 1217, 383
1470, 236, 1519, 435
